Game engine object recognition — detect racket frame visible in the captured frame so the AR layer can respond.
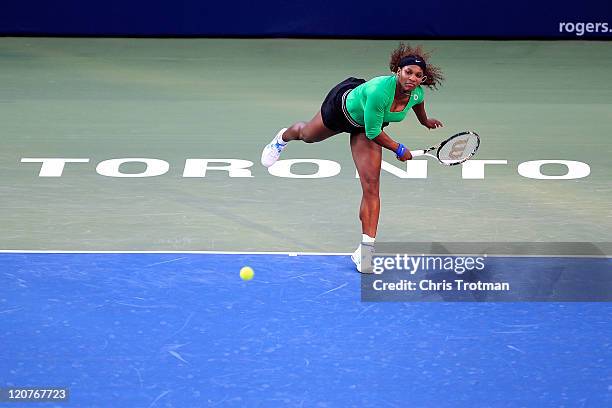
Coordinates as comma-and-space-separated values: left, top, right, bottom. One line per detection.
415, 131, 480, 166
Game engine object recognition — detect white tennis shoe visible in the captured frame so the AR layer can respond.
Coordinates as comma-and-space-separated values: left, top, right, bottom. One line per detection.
351, 242, 374, 273
261, 128, 288, 167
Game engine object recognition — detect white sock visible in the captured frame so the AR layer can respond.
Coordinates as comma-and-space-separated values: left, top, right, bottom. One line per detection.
354, 235, 375, 259
362, 234, 375, 244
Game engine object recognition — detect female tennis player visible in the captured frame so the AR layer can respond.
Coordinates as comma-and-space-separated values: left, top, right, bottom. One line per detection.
261, 44, 445, 272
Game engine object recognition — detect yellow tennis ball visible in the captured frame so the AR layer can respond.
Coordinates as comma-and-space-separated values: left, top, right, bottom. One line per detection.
240, 266, 254, 281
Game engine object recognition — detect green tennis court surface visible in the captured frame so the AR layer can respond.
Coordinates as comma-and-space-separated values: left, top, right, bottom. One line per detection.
1, 38, 610, 251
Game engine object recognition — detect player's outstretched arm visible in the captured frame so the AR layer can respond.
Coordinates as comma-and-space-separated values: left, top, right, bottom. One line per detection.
412, 102, 443, 130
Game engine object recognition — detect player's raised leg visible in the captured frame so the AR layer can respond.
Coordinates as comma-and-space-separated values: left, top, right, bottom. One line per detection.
282, 111, 339, 143
260, 111, 339, 167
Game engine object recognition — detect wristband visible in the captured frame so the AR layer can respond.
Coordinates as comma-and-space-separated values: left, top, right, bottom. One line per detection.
395, 143, 406, 159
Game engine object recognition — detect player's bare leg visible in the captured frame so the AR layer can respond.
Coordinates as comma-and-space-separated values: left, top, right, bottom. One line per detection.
350, 132, 382, 237
281, 111, 339, 143
261, 111, 340, 167
349, 132, 382, 272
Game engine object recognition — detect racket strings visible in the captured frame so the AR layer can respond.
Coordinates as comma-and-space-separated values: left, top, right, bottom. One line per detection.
437, 133, 479, 164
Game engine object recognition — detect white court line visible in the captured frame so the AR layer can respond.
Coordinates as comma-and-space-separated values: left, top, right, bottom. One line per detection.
0, 249, 352, 256
0, 250, 609, 258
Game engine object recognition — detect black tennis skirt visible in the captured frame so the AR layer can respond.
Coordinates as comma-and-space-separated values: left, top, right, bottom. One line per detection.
320, 77, 389, 134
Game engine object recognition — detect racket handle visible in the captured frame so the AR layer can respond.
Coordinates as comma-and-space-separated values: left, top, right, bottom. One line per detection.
410, 150, 426, 157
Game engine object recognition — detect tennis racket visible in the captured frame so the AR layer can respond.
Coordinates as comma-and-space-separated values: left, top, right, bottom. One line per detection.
410, 131, 480, 166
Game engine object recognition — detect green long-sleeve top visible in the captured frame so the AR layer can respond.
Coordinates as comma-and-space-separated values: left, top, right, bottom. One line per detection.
345, 75, 425, 139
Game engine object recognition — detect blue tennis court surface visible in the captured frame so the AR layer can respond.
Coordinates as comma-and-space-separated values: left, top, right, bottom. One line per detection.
2, 253, 611, 407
